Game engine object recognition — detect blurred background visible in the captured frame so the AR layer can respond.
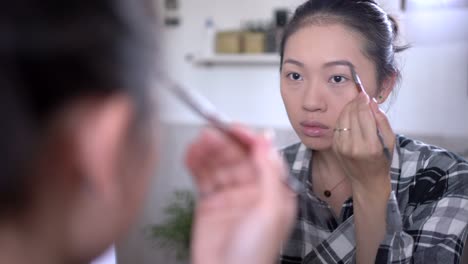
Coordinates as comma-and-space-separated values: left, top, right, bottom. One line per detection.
94, 0, 468, 263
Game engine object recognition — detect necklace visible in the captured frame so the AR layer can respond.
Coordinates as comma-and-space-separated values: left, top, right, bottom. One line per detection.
314, 162, 347, 198
322, 177, 347, 198
312, 157, 348, 198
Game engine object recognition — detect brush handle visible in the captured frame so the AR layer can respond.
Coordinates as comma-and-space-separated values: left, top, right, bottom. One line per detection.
208, 115, 310, 195
377, 129, 392, 161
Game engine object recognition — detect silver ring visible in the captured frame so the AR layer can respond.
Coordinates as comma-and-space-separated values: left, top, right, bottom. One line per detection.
333, 128, 352, 132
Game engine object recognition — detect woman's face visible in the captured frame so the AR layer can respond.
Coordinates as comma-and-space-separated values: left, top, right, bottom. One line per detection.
281, 23, 380, 150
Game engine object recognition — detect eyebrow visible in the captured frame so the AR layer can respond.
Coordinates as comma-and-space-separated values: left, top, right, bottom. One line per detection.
323, 60, 355, 69
282, 58, 305, 68
282, 59, 355, 70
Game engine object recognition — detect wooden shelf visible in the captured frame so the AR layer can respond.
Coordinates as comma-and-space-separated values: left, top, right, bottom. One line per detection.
191, 54, 280, 66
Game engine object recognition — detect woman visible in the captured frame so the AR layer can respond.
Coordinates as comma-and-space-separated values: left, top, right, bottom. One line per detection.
0, 0, 296, 263
278, 0, 468, 263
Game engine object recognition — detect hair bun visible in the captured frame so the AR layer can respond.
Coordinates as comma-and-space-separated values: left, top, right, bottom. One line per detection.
356, 0, 379, 5
387, 15, 399, 38
387, 14, 410, 53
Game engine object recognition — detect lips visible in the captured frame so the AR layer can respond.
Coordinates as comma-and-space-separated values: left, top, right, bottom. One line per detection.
299, 121, 330, 137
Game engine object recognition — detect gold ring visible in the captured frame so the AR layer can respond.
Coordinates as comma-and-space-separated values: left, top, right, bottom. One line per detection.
333, 128, 352, 132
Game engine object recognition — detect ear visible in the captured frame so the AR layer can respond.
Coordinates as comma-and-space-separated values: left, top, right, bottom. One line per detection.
377, 73, 397, 103
70, 95, 134, 202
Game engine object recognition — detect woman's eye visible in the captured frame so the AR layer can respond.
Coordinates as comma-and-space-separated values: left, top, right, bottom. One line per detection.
287, 72, 303, 81
330, 75, 347, 84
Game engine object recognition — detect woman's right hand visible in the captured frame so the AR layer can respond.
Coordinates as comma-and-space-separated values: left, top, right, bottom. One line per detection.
186, 126, 297, 264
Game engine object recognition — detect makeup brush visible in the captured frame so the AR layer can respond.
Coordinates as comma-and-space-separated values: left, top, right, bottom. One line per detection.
164, 80, 309, 194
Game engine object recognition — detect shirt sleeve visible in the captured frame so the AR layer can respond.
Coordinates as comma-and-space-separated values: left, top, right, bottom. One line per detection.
375, 192, 414, 263
302, 189, 468, 264
377, 160, 468, 263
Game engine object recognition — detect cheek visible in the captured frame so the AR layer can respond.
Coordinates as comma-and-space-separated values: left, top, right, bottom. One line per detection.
327, 90, 356, 122
132, 138, 157, 203
281, 84, 302, 108
281, 88, 300, 120
120, 133, 158, 222
331, 92, 353, 108
328, 83, 359, 100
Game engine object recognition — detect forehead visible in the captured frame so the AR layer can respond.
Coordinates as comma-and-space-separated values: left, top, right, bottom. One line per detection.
284, 23, 369, 68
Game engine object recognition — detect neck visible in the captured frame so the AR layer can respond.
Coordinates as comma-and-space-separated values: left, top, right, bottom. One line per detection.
0, 193, 82, 264
312, 149, 347, 183
0, 217, 63, 264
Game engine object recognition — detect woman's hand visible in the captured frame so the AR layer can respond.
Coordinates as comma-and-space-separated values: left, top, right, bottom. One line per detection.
333, 92, 395, 192
186, 126, 297, 264
333, 92, 396, 264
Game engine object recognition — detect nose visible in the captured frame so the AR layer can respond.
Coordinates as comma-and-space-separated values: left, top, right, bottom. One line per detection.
302, 81, 327, 112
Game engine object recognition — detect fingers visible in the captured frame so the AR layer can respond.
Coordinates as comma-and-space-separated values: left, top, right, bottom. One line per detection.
335, 93, 373, 148
196, 183, 259, 214
251, 135, 293, 198
335, 93, 389, 159
185, 128, 244, 196
188, 125, 297, 263
185, 125, 263, 197
186, 124, 295, 202
334, 97, 353, 155
227, 123, 256, 147
355, 93, 378, 141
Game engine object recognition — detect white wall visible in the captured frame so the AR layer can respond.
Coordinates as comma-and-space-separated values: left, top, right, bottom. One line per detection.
390, 42, 468, 137
388, 7, 468, 138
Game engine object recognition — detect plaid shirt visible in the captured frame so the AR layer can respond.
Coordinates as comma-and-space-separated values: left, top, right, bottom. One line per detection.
279, 135, 468, 264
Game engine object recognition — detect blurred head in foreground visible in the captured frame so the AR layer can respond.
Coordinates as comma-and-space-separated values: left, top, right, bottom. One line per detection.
0, 0, 159, 262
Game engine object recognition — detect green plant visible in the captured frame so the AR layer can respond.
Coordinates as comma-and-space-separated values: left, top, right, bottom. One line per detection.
148, 190, 195, 261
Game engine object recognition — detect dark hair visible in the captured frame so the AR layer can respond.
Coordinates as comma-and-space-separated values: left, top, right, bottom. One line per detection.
280, 0, 409, 88
0, 0, 157, 215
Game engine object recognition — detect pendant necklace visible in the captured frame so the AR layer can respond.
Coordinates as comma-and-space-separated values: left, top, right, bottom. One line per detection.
312, 158, 347, 198
322, 177, 347, 198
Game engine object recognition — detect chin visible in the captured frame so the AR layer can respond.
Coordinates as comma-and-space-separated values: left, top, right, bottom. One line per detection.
299, 136, 333, 151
